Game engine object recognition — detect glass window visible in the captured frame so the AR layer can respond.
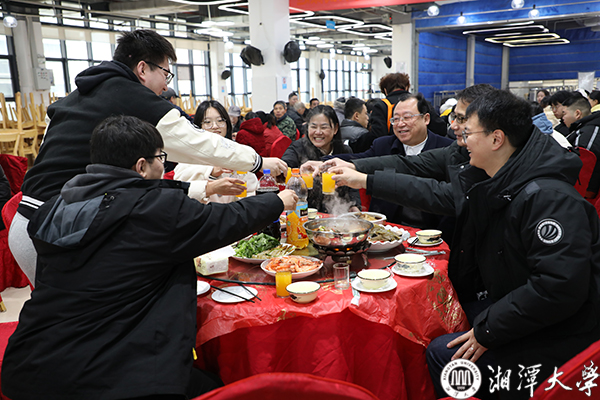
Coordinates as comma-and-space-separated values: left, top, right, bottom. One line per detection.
112, 19, 131, 31
91, 42, 112, 61
39, 7, 58, 24
89, 18, 110, 30
65, 40, 88, 60
61, 2, 85, 27
0, 36, 7, 56
67, 60, 90, 91
43, 39, 62, 58
0, 59, 13, 97
46, 60, 66, 97
192, 50, 205, 64
233, 66, 245, 94
176, 48, 190, 65
193, 66, 208, 97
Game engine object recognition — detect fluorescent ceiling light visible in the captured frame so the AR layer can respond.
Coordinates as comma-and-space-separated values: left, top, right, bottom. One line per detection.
504, 38, 569, 47
317, 43, 334, 48
169, 0, 239, 5
338, 24, 392, 37
529, 5, 540, 18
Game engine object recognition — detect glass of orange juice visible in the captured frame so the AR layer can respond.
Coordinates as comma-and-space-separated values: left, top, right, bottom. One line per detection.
322, 172, 336, 194
276, 271, 292, 297
235, 171, 247, 198
301, 173, 314, 189
285, 168, 292, 184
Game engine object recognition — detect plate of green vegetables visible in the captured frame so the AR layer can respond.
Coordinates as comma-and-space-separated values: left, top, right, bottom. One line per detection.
231, 233, 296, 264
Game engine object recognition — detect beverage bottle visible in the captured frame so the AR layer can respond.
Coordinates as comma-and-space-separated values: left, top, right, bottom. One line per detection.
257, 169, 281, 240
285, 168, 309, 248
232, 171, 247, 198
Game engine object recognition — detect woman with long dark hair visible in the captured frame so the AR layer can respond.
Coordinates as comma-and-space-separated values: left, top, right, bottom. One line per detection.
282, 105, 360, 213
193, 100, 233, 139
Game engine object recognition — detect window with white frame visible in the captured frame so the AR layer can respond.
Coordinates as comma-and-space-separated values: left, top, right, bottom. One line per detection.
0, 35, 16, 99
225, 53, 252, 108
290, 57, 309, 104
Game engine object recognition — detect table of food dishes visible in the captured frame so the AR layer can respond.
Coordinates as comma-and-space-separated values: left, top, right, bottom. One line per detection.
194, 212, 469, 400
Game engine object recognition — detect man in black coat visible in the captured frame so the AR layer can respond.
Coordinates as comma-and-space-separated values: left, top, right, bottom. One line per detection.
1, 116, 297, 400
331, 90, 600, 400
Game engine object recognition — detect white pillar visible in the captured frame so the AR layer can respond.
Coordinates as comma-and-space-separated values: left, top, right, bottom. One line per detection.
248, 0, 291, 111
209, 41, 228, 103
391, 23, 413, 76
308, 49, 322, 101
12, 16, 50, 103
466, 35, 476, 88
501, 46, 510, 90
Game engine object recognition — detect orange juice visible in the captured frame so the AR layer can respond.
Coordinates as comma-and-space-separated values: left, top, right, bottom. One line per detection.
322, 172, 336, 194
285, 167, 292, 184
235, 171, 247, 198
301, 173, 314, 189
276, 271, 292, 297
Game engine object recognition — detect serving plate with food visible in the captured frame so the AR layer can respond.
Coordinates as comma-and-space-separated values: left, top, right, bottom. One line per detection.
368, 224, 410, 252
338, 211, 386, 225
261, 255, 323, 279
231, 233, 296, 264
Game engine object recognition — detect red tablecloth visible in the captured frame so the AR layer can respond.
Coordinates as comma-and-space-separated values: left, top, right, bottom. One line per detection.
195, 225, 469, 400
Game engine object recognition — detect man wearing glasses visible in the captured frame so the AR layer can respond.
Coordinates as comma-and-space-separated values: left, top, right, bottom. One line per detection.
10, 29, 287, 285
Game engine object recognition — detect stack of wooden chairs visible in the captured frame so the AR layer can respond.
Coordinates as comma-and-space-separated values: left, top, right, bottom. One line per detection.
0, 92, 56, 164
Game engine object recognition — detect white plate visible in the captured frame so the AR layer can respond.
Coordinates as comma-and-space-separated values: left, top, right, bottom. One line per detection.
339, 211, 386, 225
261, 256, 324, 279
197, 280, 210, 296
211, 286, 259, 303
392, 262, 435, 277
231, 243, 296, 264
368, 226, 411, 252
407, 236, 443, 247
351, 277, 398, 293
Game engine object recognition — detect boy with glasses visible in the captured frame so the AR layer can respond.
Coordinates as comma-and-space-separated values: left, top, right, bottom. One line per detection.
2, 115, 298, 400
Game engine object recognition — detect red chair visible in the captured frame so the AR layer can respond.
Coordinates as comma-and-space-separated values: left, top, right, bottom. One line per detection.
574, 148, 596, 201
192, 373, 380, 400
270, 135, 292, 159
0, 321, 18, 400
531, 338, 600, 399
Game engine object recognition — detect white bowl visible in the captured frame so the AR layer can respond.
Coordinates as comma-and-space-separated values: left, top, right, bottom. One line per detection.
416, 229, 443, 244
339, 211, 386, 225
260, 256, 323, 279
286, 281, 320, 303
395, 253, 426, 274
357, 269, 391, 290
368, 225, 411, 252
307, 208, 318, 219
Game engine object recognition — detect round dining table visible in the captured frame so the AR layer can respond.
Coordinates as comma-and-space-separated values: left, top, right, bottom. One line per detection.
194, 223, 469, 400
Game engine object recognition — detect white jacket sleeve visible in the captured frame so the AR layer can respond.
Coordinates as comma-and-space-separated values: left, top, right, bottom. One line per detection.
173, 164, 211, 202
156, 109, 261, 172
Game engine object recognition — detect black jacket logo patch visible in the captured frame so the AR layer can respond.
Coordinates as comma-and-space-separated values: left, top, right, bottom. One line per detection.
536, 219, 563, 245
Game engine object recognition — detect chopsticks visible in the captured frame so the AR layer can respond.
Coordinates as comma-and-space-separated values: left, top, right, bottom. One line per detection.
238, 282, 262, 301
210, 285, 256, 303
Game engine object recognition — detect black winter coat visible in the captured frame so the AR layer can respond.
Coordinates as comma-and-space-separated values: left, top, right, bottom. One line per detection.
2, 165, 284, 400
369, 128, 600, 386
566, 110, 600, 193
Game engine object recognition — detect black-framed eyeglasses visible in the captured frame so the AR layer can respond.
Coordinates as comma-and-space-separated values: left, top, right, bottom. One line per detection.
145, 61, 174, 84
145, 150, 168, 164
461, 129, 490, 143
390, 113, 424, 125
449, 111, 468, 125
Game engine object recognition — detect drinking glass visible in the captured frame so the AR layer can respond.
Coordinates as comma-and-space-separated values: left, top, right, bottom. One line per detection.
333, 263, 350, 290
301, 173, 314, 189
322, 172, 336, 194
276, 271, 292, 297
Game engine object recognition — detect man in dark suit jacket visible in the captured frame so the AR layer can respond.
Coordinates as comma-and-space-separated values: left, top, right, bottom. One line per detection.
335, 93, 453, 228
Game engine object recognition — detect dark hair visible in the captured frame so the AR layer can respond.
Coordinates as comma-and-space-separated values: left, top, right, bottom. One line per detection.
273, 100, 286, 109
90, 115, 164, 169
113, 29, 177, 72
465, 90, 532, 149
245, 111, 258, 120
537, 89, 550, 98
309, 98, 319, 106
288, 91, 298, 100
563, 93, 591, 116
344, 98, 366, 119
193, 100, 233, 139
394, 92, 430, 115
366, 98, 378, 114
529, 101, 544, 117
305, 105, 342, 148
589, 90, 600, 102
540, 96, 551, 108
456, 84, 496, 105
379, 73, 410, 95
549, 90, 575, 106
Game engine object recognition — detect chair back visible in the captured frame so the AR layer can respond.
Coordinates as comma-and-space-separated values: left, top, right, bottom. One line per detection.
270, 135, 292, 158
0, 154, 28, 196
531, 338, 600, 399
574, 148, 596, 198
0, 93, 12, 130
192, 372, 380, 400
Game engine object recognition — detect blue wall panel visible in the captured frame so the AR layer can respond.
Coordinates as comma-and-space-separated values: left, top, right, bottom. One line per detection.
509, 28, 600, 82
475, 39, 502, 88
418, 31, 466, 103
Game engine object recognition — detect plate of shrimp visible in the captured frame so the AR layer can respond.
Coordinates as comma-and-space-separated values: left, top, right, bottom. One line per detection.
261, 256, 323, 279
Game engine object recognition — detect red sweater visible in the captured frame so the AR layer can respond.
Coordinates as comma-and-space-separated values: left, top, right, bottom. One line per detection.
236, 118, 267, 157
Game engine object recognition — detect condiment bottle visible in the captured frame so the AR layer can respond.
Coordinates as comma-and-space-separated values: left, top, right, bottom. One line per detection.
257, 169, 281, 240
285, 168, 309, 248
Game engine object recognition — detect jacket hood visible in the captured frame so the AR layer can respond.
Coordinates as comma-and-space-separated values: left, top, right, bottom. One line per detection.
239, 118, 265, 135
569, 111, 600, 133
532, 113, 553, 135
467, 127, 582, 210
75, 61, 139, 95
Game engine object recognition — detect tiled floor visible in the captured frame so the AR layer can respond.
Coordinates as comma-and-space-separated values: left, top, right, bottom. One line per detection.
0, 286, 31, 323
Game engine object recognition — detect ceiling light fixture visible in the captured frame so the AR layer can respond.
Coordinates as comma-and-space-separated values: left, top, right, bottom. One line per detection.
529, 5, 540, 18
511, 0, 525, 9
457, 12, 466, 25
3, 14, 17, 28
427, 5, 440, 17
